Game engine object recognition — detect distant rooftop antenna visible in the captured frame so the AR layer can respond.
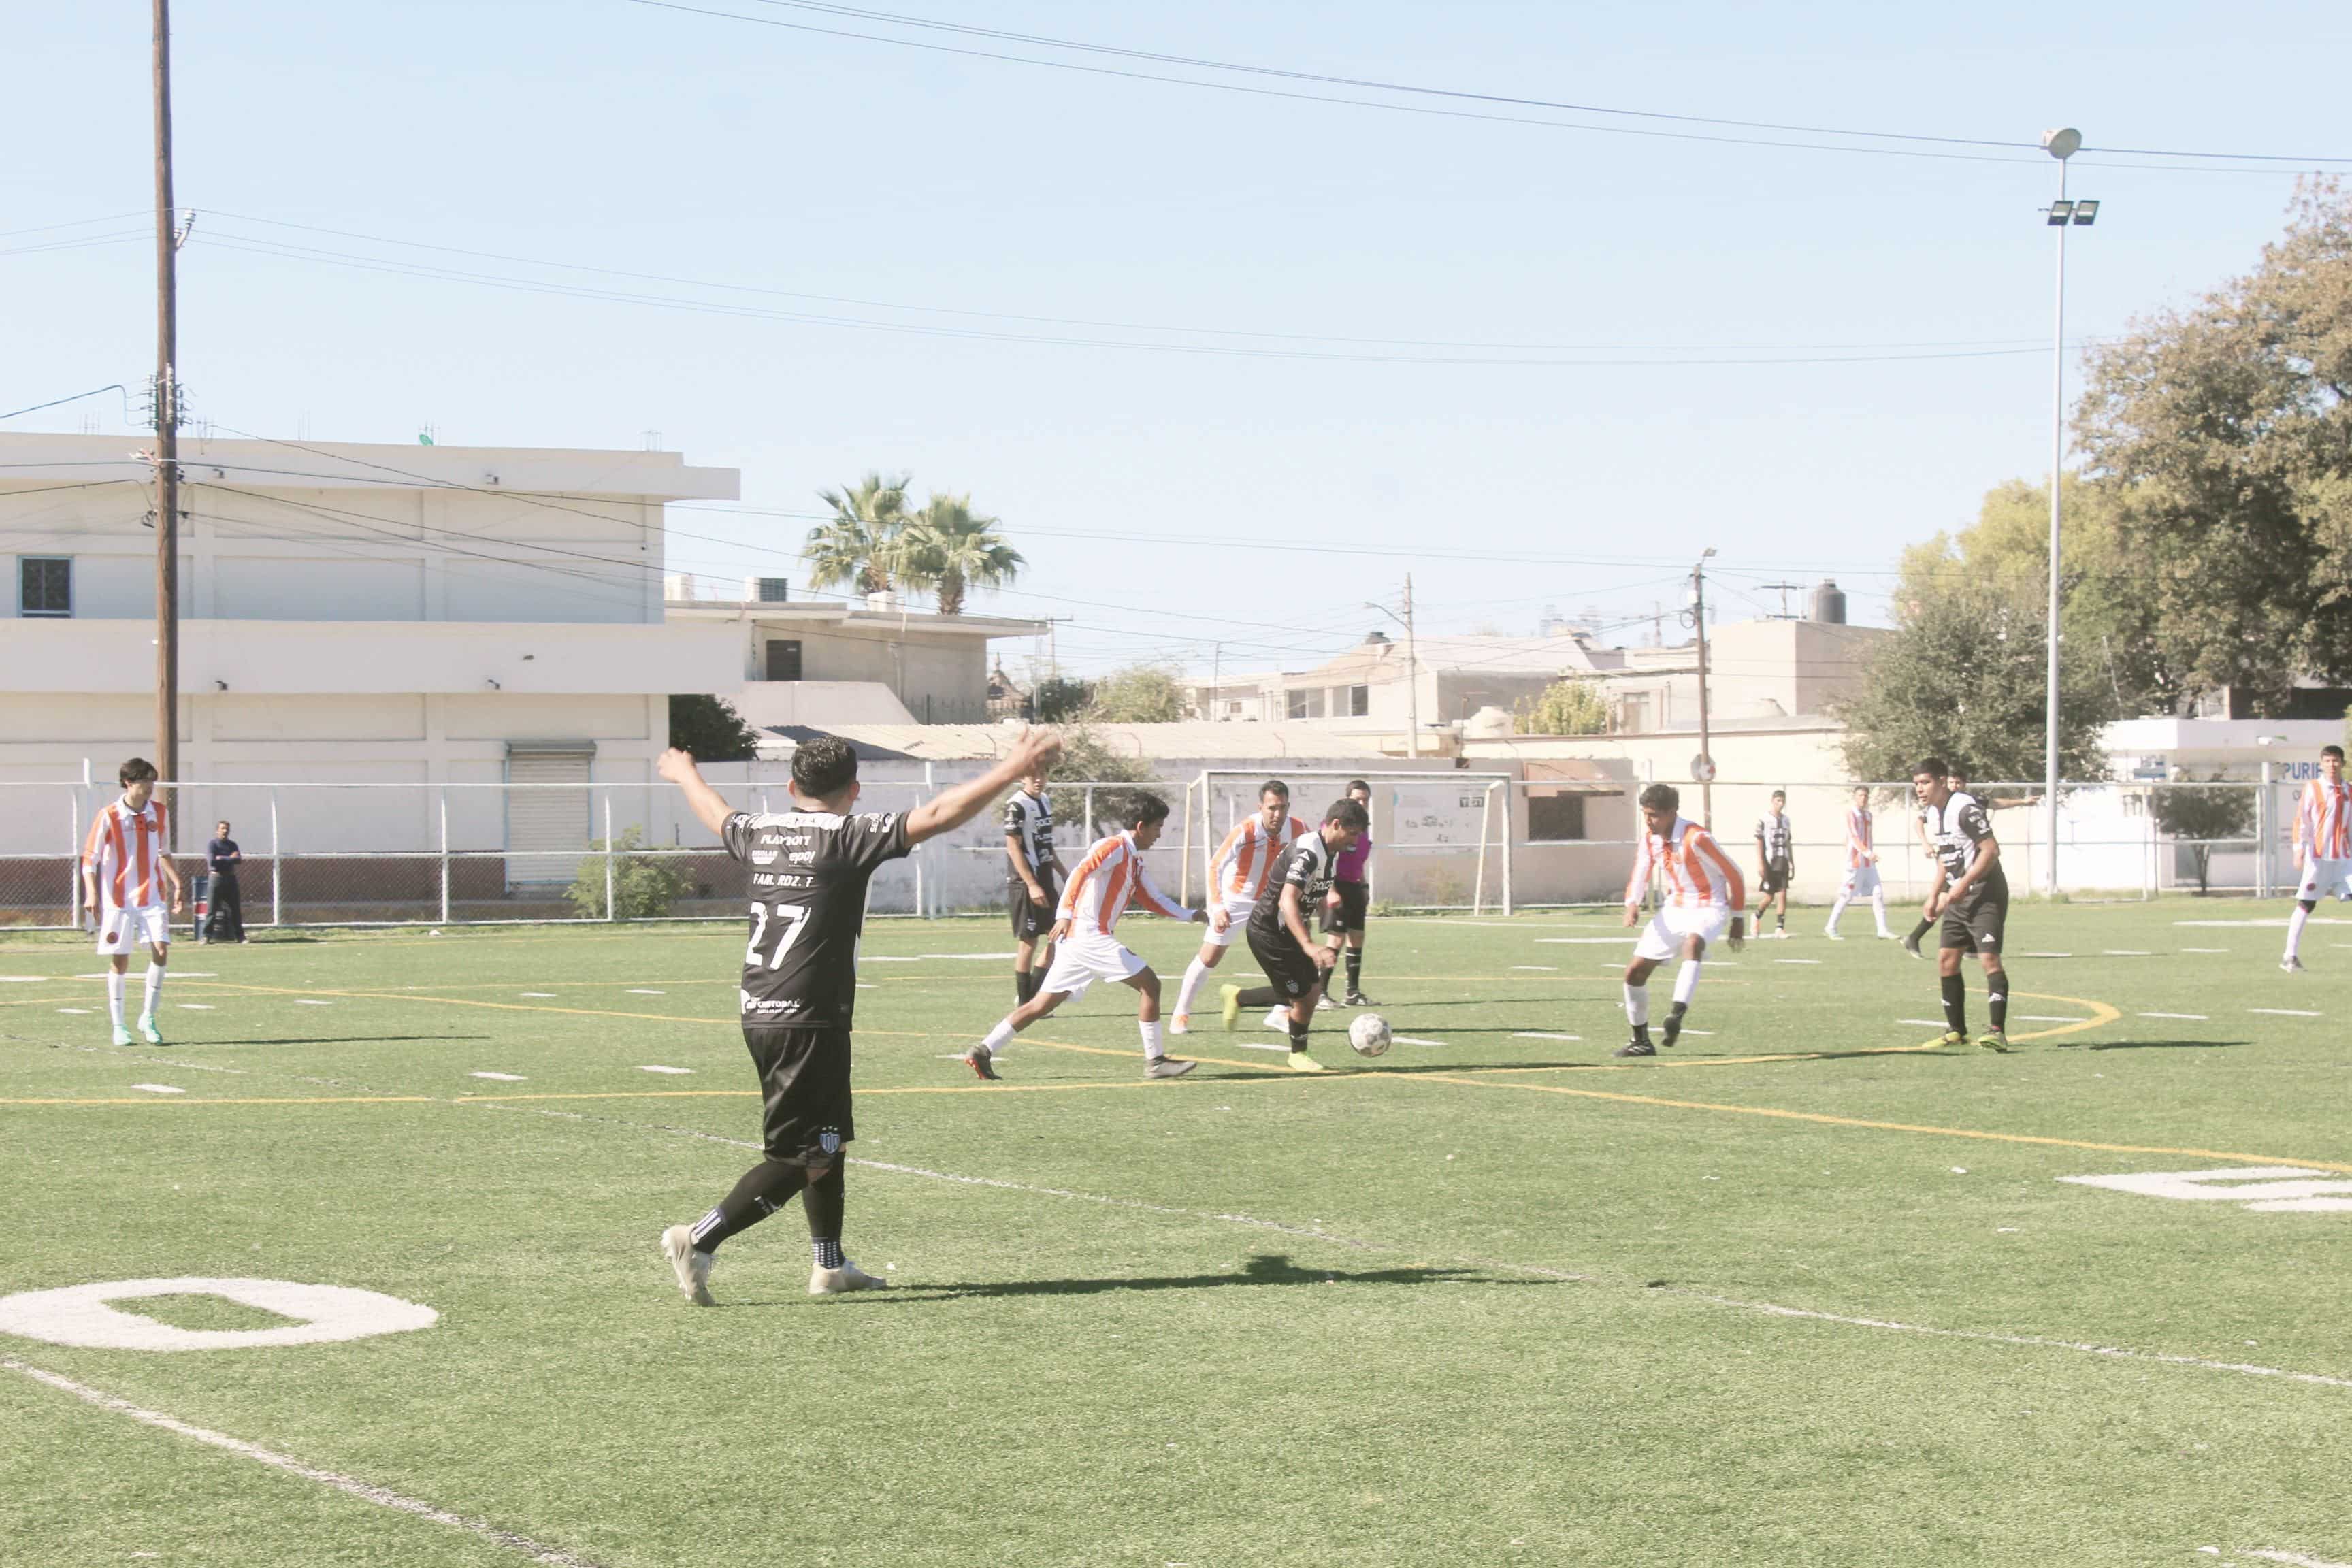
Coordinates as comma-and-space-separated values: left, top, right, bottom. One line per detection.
1759, 581, 1805, 619
642, 429, 664, 451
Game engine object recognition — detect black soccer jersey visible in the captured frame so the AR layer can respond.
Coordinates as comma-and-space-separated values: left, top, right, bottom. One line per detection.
1757, 812, 1793, 862
1923, 791, 2004, 890
1249, 831, 1336, 942
721, 808, 911, 1028
1002, 790, 1056, 883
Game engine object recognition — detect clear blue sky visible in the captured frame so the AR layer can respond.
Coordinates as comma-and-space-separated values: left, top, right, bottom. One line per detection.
8, 1, 2347, 676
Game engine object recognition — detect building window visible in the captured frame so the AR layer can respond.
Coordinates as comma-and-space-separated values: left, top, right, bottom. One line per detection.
19, 557, 71, 617
1286, 689, 1326, 720
1618, 692, 1650, 734
1526, 790, 1592, 842
764, 639, 803, 681
1347, 684, 1369, 717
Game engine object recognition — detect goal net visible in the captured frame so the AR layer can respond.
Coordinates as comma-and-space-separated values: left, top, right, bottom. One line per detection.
1183, 769, 1513, 915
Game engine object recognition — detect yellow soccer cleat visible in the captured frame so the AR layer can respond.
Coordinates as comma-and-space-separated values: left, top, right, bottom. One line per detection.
1220, 984, 1242, 1032
1286, 1049, 1326, 1073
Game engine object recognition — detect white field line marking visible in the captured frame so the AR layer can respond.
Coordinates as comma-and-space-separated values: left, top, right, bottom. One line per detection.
917, 952, 1017, 961
0, 1358, 602, 1566
1511, 965, 1558, 970
172, 973, 218, 979
176, 1003, 214, 1010
1539, 937, 1636, 945
519, 992, 557, 999
637, 1065, 693, 1075
1513, 1032, 1582, 1041
2017, 1015, 2092, 1023
2240, 1548, 2352, 1567
1230, 1041, 1292, 1054
293, 999, 334, 1007
2251, 1009, 2323, 1017
470, 1072, 526, 1082
473, 1102, 2352, 1399
56, 1008, 92, 1015
1774, 958, 1823, 966
2183, 947, 2229, 953
2176, 918, 2347, 928
1897, 1018, 1949, 1028
2102, 949, 2152, 956
129, 1084, 184, 1095
2021, 951, 2076, 958
1394, 1036, 1449, 1047
2140, 1012, 2208, 1021
625, 988, 664, 994
0, 976, 52, 983
1681, 1028, 1716, 1036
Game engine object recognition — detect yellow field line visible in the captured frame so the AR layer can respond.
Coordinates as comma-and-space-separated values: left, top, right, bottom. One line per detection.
0, 1094, 440, 1107
172, 980, 929, 1036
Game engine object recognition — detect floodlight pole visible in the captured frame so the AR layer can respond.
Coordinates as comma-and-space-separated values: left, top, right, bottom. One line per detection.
2040, 128, 2083, 899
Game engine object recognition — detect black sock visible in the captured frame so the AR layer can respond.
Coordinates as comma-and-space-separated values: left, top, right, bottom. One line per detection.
1631, 1021, 1650, 1043
1987, 976, 2007, 1032
1288, 1016, 1311, 1052
803, 1162, 845, 1267
1014, 968, 1028, 1003
1940, 973, 1967, 1034
1667, 1000, 1688, 1022
1345, 949, 1362, 992
1909, 915, 1935, 942
689, 1158, 808, 1254
1236, 985, 1281, 1009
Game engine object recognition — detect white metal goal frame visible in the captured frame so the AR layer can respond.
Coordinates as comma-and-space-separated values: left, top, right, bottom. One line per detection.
1182, 768, 1516, 915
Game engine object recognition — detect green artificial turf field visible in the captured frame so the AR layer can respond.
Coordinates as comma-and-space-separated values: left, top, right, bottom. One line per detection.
4, 903, 2350, 1567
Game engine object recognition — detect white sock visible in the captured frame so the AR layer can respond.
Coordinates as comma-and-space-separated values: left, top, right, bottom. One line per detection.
1871, 887, 1890, 936
1175, 957, 1210, 1017
981, 1018, 1016, 1051
1140, 1019, 1163, 1060
106, 970, 127, 1030
1825, 894, 1850, 935
1672, 961, 1703, 1007
1622, 982, 1649, 1027
143, 962, 165, 1018
2285, 905, 2312, 960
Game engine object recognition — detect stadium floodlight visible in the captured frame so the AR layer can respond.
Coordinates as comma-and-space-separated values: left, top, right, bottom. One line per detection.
2038, 127, 2097, 898
2072, 199, 2099, 225
2042, 126, 2082, 160
2046, 201, 2075, 225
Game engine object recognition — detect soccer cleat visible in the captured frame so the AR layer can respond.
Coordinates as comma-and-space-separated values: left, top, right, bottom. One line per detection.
1976, 1031, 2011, 1054
2281, 956, 2306, 973
1169, 1014, 1190, 1036
809, 1259, 888, 1296
1263, 1006, 1289, 1032
1341, 990, 1374, 1007
1286, 1049, 1326, 1073
1902, 931, 1925, 960
1613, 1037, 1657, 1058
1824, 930, 1844, 941
1220, 984, 1242, 1032
660, 1224, 714, 1307
1660, 1013, 1683, 1049
1931, 1030, 1967, 1049
1144, 1056, 1197, 1079
137, 1015, 161, 1045
111, 1025, 134, 1047
960, 1044, 1000, 1081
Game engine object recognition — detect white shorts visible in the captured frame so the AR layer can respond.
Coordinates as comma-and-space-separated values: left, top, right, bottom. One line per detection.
1039, 931, 1149, 1000
1201, 897, 1256, 950
1840, 864, 1882, 898
2297, 857, 2352, 903
95, 903, 171, 956
1634, 904, 1730, 962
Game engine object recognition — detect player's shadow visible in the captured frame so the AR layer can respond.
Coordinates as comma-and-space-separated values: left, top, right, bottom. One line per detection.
753, 1253, 1549, 1305
2081, 1038, 2243, 1051
165, 1034, 491, 1046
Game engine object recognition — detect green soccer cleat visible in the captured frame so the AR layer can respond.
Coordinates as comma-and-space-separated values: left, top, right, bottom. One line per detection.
137, 1015, 162, 1045
1976, 1031, 2010, 1054
1931, 1030, 1967, 1049
1220, 983, 1242, 1032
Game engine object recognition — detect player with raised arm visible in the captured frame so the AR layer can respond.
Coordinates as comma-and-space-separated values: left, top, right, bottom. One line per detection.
82, 757, 184, 1046
965, 794, 1211, 1080
1616, 783, 1744, 1058
1914, 757, 2013, 1051
1169, 781, 1313, 1034
2281, 744, 2352, 973
1823, 785, 1893, 940
657, 726, 1061, 1307
1218, 797, 1370, 1073
1752, 789, 1794, 938
1003, 761, 1064, 1004
1324, 778, 1377, 1005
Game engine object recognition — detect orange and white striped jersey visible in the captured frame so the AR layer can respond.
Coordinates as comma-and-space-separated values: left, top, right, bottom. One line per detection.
1058, 832, 1193, 937
1624, 815, 1746, 911
84, 797, 173, 911
2296, 777, 2352, 860
1846, 806, 1876, 870
1211, 812, 1315, 902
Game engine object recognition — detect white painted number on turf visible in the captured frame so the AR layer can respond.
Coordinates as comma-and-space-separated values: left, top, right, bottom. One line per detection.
2059, 1167, 2352, 1215
0, 1278, 437, 1351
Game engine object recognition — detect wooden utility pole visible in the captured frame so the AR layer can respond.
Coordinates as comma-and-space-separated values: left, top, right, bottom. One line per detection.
152, 0, 182, 832
1690, 551, 1715, 828
1402, 573, 1420, 759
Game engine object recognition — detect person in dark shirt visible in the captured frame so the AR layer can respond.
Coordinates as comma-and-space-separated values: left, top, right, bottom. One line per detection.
203, 820, 246, 944
1219, 797, 1369, 1073
1913, 757, 2012, 1051
657, 726, 1060, 1306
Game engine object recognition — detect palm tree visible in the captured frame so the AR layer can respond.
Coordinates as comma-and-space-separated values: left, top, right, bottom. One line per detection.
901, 493, 1024, 617
804, 472, 912, 596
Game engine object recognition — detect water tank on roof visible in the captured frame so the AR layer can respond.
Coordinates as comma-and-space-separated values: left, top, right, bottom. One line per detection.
1811, 579, 1847, 624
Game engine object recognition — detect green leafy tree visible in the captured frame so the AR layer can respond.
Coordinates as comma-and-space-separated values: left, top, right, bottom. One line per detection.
2075, 177, 2352, 713
1834, 574, 2114, 787
900, 493, 1024, 616
565, 827, 693, 920
668, 694, 761, 761
1086, 664, 1189, 723
2147, 774, 2255, 895
1028, 676, 1094, 723
1055, 726, 1164, 830
804, 472, 912, 596
1514, 677, 1609, 736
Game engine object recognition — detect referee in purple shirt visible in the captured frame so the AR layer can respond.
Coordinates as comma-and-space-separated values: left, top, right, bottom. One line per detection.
1321, 779, 1375, 1005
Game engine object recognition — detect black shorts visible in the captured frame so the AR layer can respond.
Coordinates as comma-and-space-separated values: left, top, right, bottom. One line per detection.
1757, 859, 1793, 896
1008, 870, 1059, 941
1322, 879, 1369, 936
742, 1024, 853, 1166
1938, 880, 2009, 956
1246, 924, 1325, 1000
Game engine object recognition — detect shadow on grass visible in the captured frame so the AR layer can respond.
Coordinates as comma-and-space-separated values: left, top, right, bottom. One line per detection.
730, 1252, 1552, 1306
2080, 1038, 2242, 1052
136, 1034, 492, 1047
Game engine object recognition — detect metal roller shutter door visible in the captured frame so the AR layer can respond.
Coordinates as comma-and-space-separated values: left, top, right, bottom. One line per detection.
506, 744, 595, 888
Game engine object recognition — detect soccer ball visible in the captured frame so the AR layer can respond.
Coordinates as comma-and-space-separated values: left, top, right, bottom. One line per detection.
1348, 1014, 1392, 1058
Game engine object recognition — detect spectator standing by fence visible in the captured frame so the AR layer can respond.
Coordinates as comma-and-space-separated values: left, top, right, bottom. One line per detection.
204, 820, 247, 943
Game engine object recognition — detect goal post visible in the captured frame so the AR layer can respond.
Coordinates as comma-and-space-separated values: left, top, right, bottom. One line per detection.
1190, 768, 1515, 915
